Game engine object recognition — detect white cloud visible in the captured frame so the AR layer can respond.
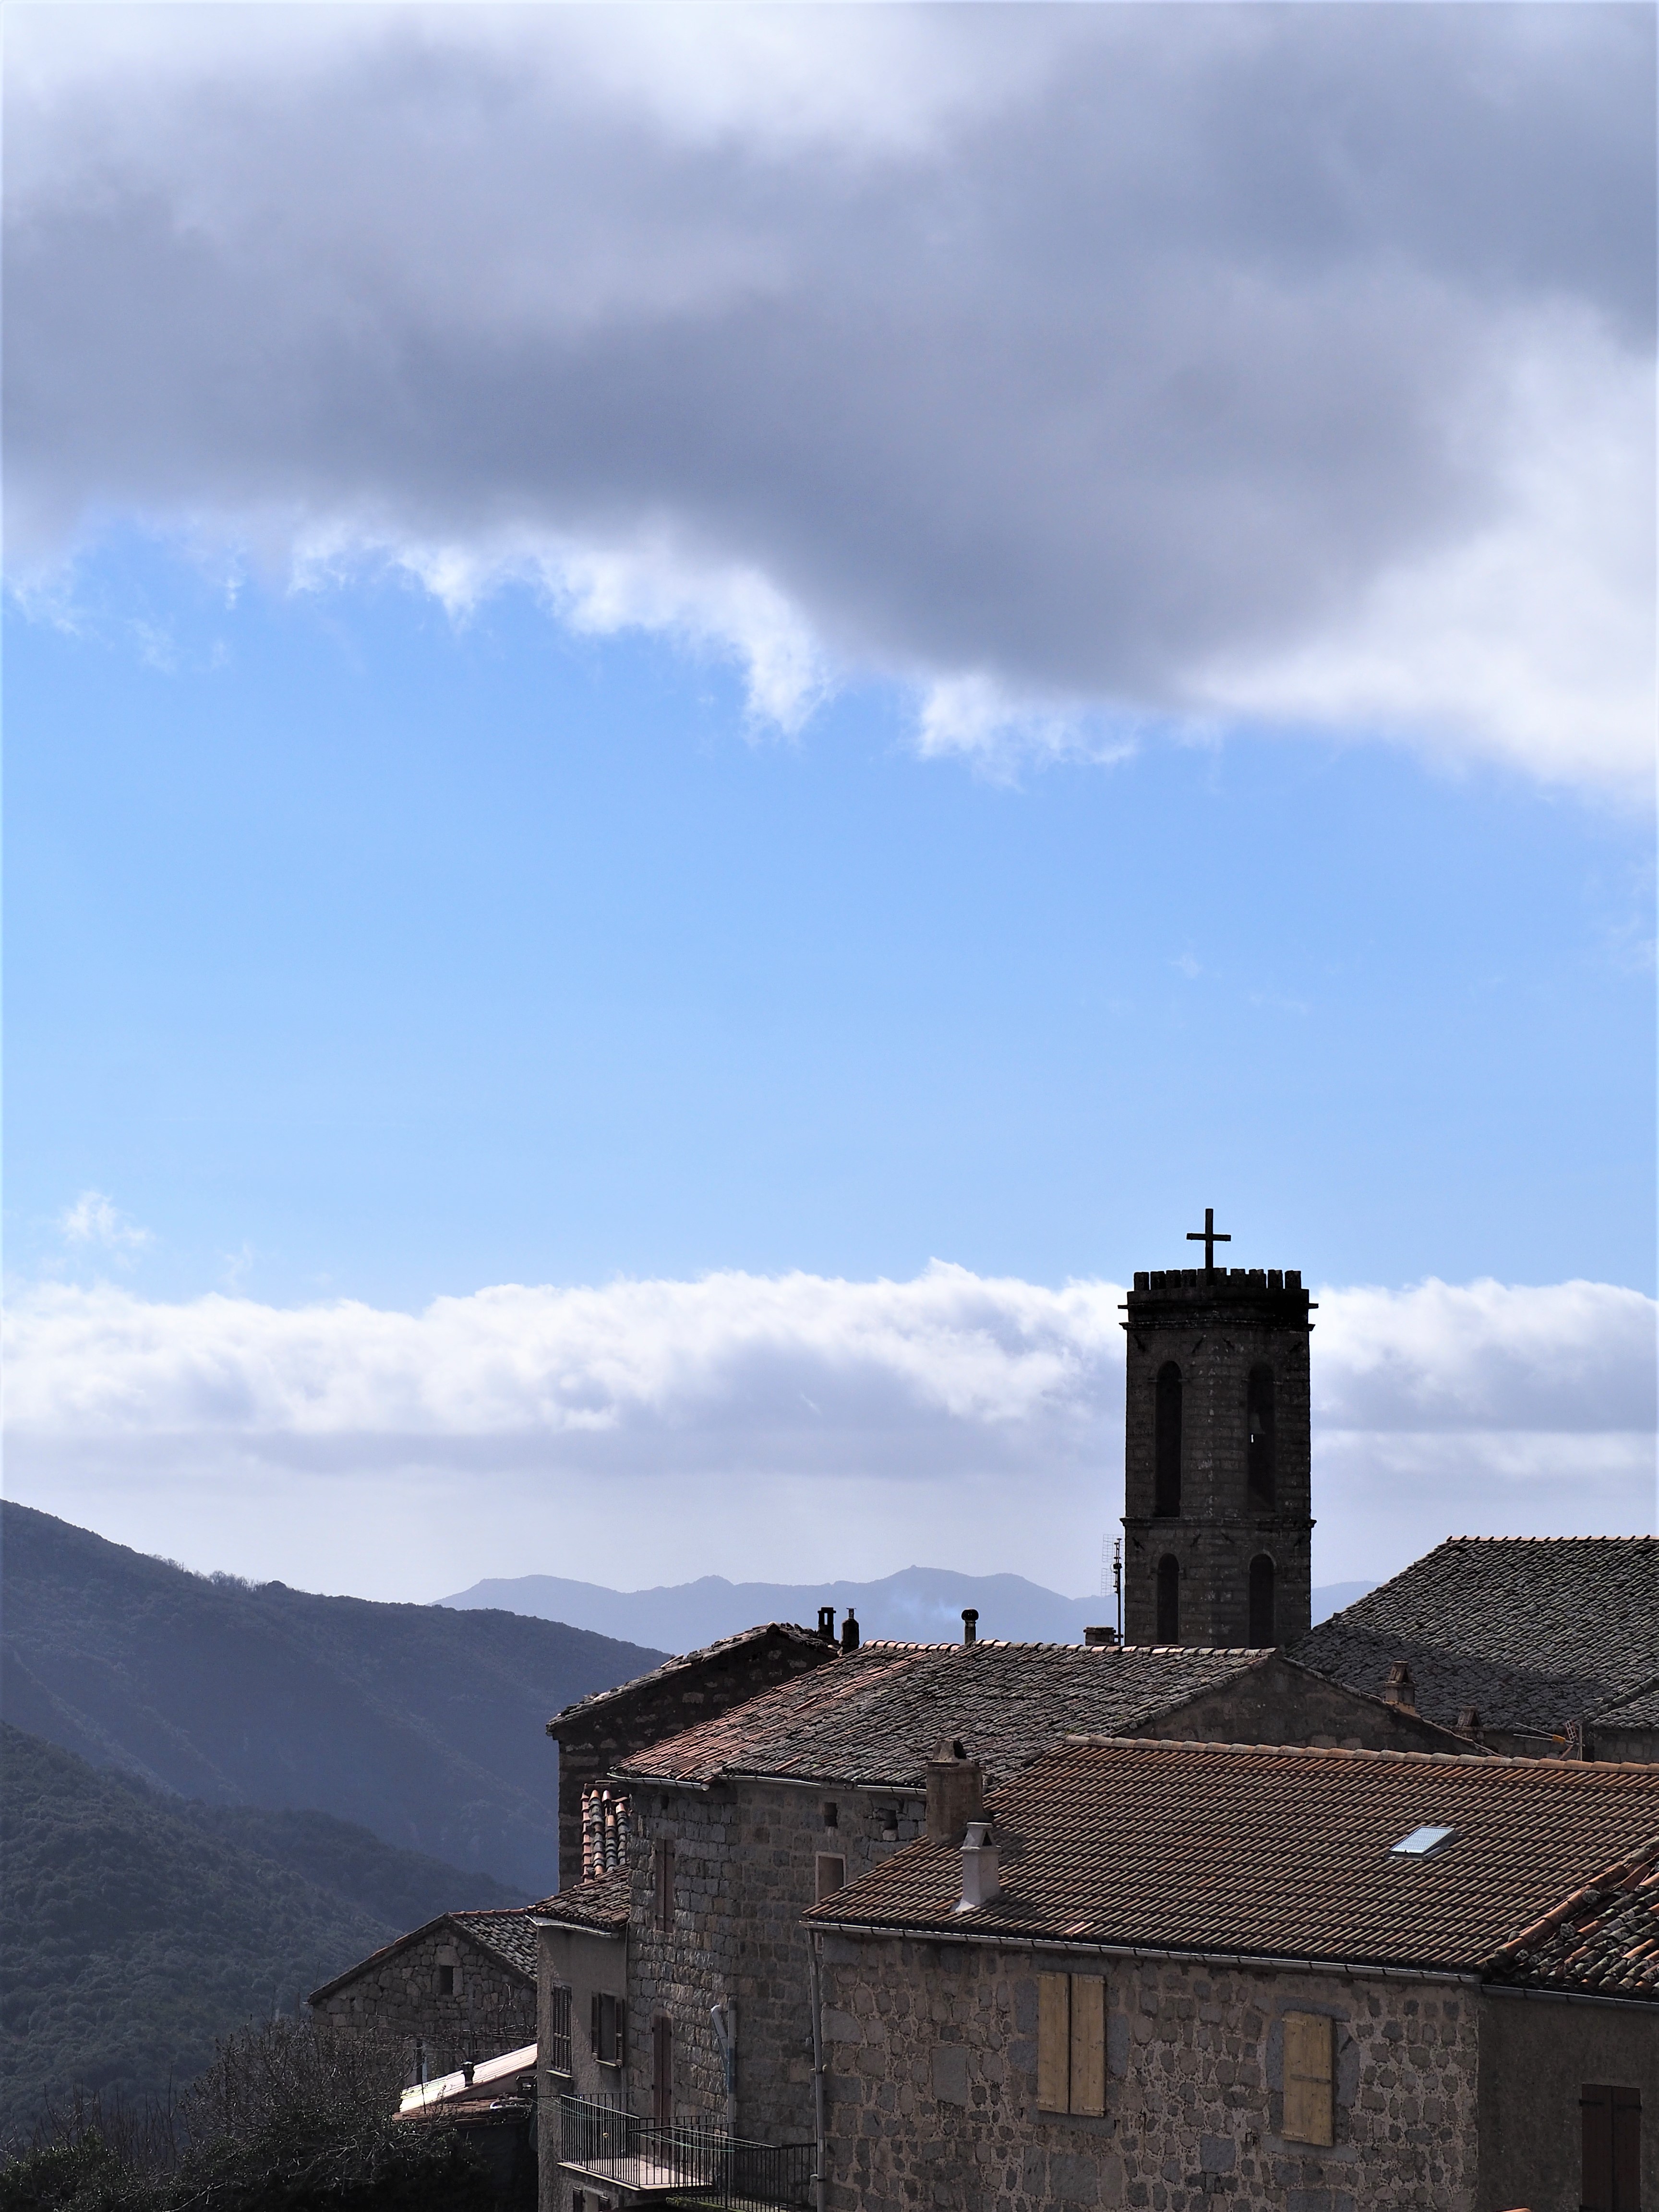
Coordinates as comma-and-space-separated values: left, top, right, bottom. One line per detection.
4, 1266, 1652, 1602
5, 5, 1652, 792
57, 1189, 153, 1255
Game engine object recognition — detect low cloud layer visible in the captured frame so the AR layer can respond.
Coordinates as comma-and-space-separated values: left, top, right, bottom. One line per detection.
7, 5, 1653, 789
6, 1266, 1652, 1602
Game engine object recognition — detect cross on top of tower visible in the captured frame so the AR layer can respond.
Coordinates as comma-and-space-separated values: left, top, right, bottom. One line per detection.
1185, 1206, 1231, 1271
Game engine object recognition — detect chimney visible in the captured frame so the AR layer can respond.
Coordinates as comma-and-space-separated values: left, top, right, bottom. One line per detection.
1383, 1661, 1418, 1712
925, 1737, 985, 1844
955, 1819, 1000, 1912
1084, 1625, 1118, 1647
961, 1608, 979, 1646
1455, 1706, 1482, 1739
817, 1606, 836, 1642
841, 1610, 861, 1654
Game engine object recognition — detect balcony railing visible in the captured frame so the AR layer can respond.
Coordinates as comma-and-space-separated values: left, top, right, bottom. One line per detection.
560, 2093, 814, 2209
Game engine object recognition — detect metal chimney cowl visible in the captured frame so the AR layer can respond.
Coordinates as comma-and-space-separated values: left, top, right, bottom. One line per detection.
956, 1821, 1000, 1912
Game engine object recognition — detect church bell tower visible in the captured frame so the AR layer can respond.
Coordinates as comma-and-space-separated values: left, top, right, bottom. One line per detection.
1121, 1211, 1314, 1648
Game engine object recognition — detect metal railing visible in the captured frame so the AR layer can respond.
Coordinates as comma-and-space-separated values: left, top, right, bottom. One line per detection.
560, 2094, 814, 2208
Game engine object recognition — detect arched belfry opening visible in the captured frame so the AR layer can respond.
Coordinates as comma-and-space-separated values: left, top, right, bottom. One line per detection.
1154, 1363, 1182, 1517
1249, 1554, 1276, 1646
1247, 1365, 1276, 1506
1120, 1214, 1313, 1647
1155, 1555, 1180, 1644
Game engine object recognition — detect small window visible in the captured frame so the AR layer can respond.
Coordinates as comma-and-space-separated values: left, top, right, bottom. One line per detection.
1154, 1363, 1182, 1516
1248, 1554, 1276, 1647
1582, 2084, 1641, 2212
822, 1801, 839, 1829
1036, 1973, 1105, 2116
548, 1984, 573, 2077
1282, 2012, 1334, 2146
1155, 1554, 1180, 1644
652, 2016, 673, 2127
591, 1992, 626, 2068
815, 1853, 846, 1902
654, 1838, 675, 1931
1390, 1824, 1455, 1858
1246, 1365, 1276, 1505
437, 1966, 456, 1996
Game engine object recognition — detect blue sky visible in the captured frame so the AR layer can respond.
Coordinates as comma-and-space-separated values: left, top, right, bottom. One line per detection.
4, 4, 1654, 1601
8, 537, 1655, 1310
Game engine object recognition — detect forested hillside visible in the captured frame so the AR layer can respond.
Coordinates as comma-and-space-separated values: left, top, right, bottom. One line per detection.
0, 1504, 665, 1893
0, 1725, 498, 2139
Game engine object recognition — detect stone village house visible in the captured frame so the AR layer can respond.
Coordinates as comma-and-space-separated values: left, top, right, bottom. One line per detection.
805, 1737, 1659, 2212
534, 1635, 1474, 2212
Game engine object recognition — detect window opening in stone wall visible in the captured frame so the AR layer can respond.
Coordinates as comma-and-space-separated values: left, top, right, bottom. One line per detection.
1036, 1973, 1105, 2116
1249, 1554, 1276, 1647
1154, 1363, 1182, 1516
1282, 2012, 1334, 2146
1246, 1364, 1276, 1505
652, 2015, 673, 2127
822, 1801, 839, 1828
1155, 1554, 1180, 1644
654, 1838, 674, 1931
1582, 2085, 1640, 2212
815, 1853, 846, 1902
437, 1966, 455, 1996
548, 1985, 573, 2077
592, 1992, 626, 2068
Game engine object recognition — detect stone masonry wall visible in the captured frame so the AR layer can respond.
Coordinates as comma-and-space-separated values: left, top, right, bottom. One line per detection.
626, 1779, 925, 2149
554, 1632, 836, 1885
1123, 1271, 1313, 1650
311, 1927, 536, 2080
817, 1936, 1480, 2212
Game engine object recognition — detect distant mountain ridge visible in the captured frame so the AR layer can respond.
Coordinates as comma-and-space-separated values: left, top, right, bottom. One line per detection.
0, 1503, 666, 1894
440, 1566, 1378, 1649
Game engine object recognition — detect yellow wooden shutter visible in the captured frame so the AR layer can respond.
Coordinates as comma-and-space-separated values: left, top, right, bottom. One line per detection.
1037, 1973, 1071, 2111
1068, 1977, 1106, 2116
1283, 2012, 1334, 2146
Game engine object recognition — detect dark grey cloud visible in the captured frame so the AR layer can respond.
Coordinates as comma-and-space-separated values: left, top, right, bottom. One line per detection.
6, 5, 1653, 781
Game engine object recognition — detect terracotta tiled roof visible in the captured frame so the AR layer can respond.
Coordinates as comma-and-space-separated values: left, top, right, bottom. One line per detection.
308, 1904, 541, 2004
1291, 1536, 1659, 1738
804, 1737, 1659, 1993
1485, 1840, 1659, 2000
547, 1622, 831, 1730
528, 1869, 630, 1935
614, 1641, 1271, 1790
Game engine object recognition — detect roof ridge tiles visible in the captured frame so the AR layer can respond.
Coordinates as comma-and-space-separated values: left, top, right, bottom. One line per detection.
1046, 1734, 1659, 1774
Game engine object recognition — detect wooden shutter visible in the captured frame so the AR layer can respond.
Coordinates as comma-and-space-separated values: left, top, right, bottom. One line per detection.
615, 1996, 627, 2070
1037, 1973, 1070, 2112
590, 1990, 601, 2058
1283, 2012, 1334, 2147
1584, 2086, 1642, 2212
653, 2016, 673, 2126
1068, 1977, 1106, 2117
655, 1839, 674, 1931
1612, 2089, 1640, 2212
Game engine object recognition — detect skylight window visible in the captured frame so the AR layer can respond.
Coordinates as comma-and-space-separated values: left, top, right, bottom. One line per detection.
1390, 1823, 1456, 1858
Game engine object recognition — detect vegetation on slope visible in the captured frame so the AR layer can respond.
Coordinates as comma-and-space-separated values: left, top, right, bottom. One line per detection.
0, 1726, 507, 2139
1, 1503, 665, 1892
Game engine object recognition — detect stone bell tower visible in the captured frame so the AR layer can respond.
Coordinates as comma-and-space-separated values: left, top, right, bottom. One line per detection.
1121, 1210, 1314, 1648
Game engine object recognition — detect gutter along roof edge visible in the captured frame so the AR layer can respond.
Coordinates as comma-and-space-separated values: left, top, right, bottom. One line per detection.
803, 1918, 1483, 1984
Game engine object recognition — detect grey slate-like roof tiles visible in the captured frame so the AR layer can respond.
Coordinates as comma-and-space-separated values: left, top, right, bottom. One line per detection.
547, 1621, 830, 1730
1291, 1536, 1659, 1738
613, 1640, 1269, 1790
